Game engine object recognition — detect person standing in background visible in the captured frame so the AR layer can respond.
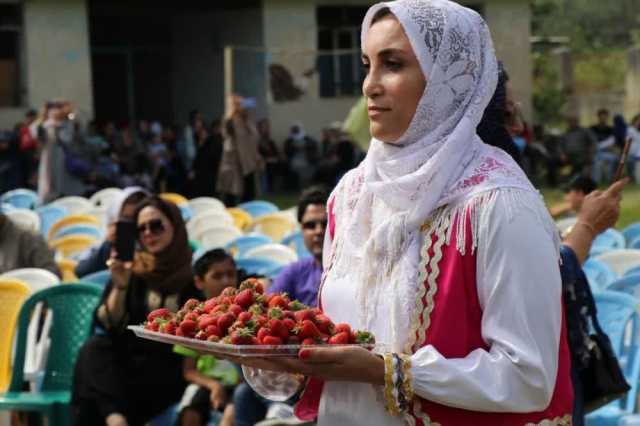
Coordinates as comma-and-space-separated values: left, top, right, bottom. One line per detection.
257, 118, 282, 194
192, 118, 224, 198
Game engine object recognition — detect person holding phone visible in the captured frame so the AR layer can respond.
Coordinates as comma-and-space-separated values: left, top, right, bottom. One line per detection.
72, 197, 201, 426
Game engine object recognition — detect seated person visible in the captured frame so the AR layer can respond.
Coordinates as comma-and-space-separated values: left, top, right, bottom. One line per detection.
72, 196, 201, 426
178, 249, 240, 426
267, 186, 328, 306
75, 187, 149, 277
0, 212, 59, 276
549, 176, 597, 219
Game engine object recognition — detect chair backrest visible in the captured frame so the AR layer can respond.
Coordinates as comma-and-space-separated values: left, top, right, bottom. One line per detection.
89, 187, 122, 208
235, 256, 282, 277
36, 204, 68, 238
0, 279, 31, 391
0, 189, 39, 210
0, 268, 60, 293
238, 200, 279, 218
227, 208, 253, 231
50, 234, 98, 259
250, 215, 297, 242
623, 223, 640, 247
592, 228, 627, 251
57, 259, 78, 282
584, 258, 618, 292
188, 210, 235, 238
8, 283, 103, 392
178, 204, 192, 223
5, 208, 41, 232
188, 197, 226, 216
281, 231, 312, 259
243, 244, 298, 265
51, 196, 93, 215
630, 236, 640, 250
79, 270, 111, 287
195, 225, 242, 248
608, 273, 640, 297
627, 266, 640, 278
596, 249, 640, 277
226, 234, 272, 258
51, 224, 103, 241
47, 214, 100, 241
159, 192, 188, 206
86, 205, 109, 233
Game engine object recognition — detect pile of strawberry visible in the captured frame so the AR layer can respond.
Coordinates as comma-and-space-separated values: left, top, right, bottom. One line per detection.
144, 279, 375, 346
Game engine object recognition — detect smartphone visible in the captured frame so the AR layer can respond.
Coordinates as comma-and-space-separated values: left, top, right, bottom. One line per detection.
612, 137, 632, 182
115, 220, 137, 262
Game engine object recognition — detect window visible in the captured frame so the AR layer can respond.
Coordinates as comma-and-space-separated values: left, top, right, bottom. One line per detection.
317, 6, 368, 98
0, 3, 23, 107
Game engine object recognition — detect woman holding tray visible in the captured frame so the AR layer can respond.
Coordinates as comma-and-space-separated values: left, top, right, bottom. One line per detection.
214, 1, 573, 425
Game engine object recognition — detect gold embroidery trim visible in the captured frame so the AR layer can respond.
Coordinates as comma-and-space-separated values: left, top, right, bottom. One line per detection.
526, 414, 572, 426
411, 399, 441, 426
399, 353, 414, 402
383, 353, 400, 416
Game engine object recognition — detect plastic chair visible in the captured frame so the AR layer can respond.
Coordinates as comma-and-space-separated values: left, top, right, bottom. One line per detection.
591, 228, 627, 252
178, 204, 193, 223
56, 259, 78, 282
0, 269, 59, 293
50, 235, 98, 259
622, 223, 640, 248
50, 224, 103, 241
607, 274, 640, 298
36, 205, 68, 239
281, 231, 312, 259
250, 215, 297, 242
187, 210, 235, 239
236, 257, 283, 277
47, 214, 100, 241
584, 258, 618, 293
159, 192, 188, 206
238, 200, 279, 218
227, 208, 253, 231
86, 205, 109, 233
79, 270, 111, 287
89, 187, 122, 208
51, 196, 93, 215
5, 209, 41, 233
0, 189, 39, 210
596, 249, 640, 277
226, 235, 272, 258
188, 197, 226, 217
626, 266, 640, 278
0, 203, 15, 213
243, 244, 298, 266
630, 236, 640, 250
0, 283, 102, 425
0, 279, 31, 392
195, 225, 242, 248
556, 216, 577, 237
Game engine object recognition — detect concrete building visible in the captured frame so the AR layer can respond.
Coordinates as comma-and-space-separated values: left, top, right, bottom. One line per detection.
0, 0, 531, 142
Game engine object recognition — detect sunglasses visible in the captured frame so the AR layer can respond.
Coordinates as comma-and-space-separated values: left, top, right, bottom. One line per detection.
302, 219, 328, 231
137, 218, 165, 236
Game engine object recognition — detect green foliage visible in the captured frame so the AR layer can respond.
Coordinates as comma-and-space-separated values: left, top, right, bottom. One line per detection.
532, 53, 567, 125
574, 51, 627, 91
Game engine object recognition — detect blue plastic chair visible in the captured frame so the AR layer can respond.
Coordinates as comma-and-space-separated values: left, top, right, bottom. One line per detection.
0, 203, 15, 213
584, 258, 618, 292
238, 200, 279, 218
80, 269, 112, 287
179, 204, 192, 223
36, 205, 68, 239
623, 223, 640, 248
608, 274, 640, 298
281, 231, 311, 259
591, 228, 626, 254
236, 256, 282, 277
51, 224, 103, 241
0, 189, 39, 210
226, 235, 272, 258
626, 266, 640, 278
630, 236, 640, 250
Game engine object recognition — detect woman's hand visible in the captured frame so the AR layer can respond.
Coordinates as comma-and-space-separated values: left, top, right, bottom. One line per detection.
209, 381, 227, 410
106, 253, 132, 290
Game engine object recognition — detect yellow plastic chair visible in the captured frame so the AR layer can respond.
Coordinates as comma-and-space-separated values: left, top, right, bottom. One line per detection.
227, 208, 253, 231
57, 259, 78, 282
0, 279, 31, 391
160, 192, 188, 206
250, 214, 297, 242
49, 235, 97, 259
47, 214, 100, 242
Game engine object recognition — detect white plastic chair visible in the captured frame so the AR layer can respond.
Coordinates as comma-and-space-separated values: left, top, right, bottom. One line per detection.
195, 225, 242, 248
188, 210, 235, 239
89, 187, 123, 208
51, 196, 93, 215
595, 249, 640, 277
87, 205, 110, 233
5, 209, 41, 233
0, 268, 60, 293
188, 197, 226, 217
244, 244, 298, 266
556, 216, 577, 238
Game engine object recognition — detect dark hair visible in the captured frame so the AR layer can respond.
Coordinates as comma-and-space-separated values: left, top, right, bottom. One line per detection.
193, 248, 235, 278
371, 7, 393, 25
565, 176, 597, 195
123, 191, 148, 209
297, 186, 329, 223
597, 109, 610, 116
133, 196, 184, 230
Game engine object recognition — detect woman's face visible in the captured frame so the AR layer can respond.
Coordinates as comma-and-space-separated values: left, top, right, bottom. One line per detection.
137, 206, 175, 255
362, 14, 426, 144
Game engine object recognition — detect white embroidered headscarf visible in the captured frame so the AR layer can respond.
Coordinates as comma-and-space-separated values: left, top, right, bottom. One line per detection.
328, 0, 539, 350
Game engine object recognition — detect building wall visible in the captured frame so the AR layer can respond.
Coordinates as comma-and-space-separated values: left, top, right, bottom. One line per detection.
0, 0, 93, 128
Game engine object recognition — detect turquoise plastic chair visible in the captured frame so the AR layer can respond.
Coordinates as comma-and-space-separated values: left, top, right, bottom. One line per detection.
281, 231, 311, 259
238, 200, 279, 218
0, 283, 103, 425
623, 223, 640, 248
608, 274, 640, 298
630, 236, 640, 250
0, 189, 39, 210
0, 203, 15, 213
236, 257, 281, 277
179, 204, 192, 223
584, 258, 618, 292
226, 235, 272, 258
51, 224, 103, 241
36, 205, 68, 239
591, 228, 626, 254
626, 266, 640, 278
586, 291, 640, 426
80, 270, 111, 287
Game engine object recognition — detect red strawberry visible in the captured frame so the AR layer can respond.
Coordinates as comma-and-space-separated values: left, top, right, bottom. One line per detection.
148, 321, 160, 332
183, 298, 200, 311
288, 300, 307, 311
179, 319, 197, 336
239, 278, 264, 294
301, 338, 316, 346
314, 314, 334, 335
238, 311, 253, 324
184, 312, 199, 322
294, 309, 315, 323
283, 318, 296, 332
230, 328, 255, 345
234, 289, 254, 308
328, 331, 350, 345
175, 327, 185, 337
257, 327, 271, 343
333, 323, 352, 336
211, 304, 228, 314
195, 330, 207, 340
268, 319, 289, 340
219, 296, 234, 306
295, 320, 321, 340
203, 299, 218, 313
267, 307, 284, 319
268, 294, 289, 309
221, 287, 238, 298
248, 304, 265, 315
162, 320, 177, 335
198, 315, 217, 330
228, 304, 243, 317
217, 313, 236, 333
255, 315, 268, 328
147, 308, 171, 322
206, 324, 222, 338
262, 335, 283, 345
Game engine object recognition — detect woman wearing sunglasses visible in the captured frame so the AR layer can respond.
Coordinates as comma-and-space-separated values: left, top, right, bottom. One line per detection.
73, 196, 201, 426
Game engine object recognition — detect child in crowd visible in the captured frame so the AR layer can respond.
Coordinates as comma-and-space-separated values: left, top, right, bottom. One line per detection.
177, 249, 241, 426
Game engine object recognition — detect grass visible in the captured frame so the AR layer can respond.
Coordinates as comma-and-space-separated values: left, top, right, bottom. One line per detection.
265, 183, 640, 230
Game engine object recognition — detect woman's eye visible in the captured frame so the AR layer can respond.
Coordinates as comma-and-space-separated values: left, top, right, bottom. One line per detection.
386, 60, 402, 71
362, 62, 371, 73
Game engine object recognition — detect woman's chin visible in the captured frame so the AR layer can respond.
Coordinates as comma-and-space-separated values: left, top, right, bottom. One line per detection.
370, 126, 402, 145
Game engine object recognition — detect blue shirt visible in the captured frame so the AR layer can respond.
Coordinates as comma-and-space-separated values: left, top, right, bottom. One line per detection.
268, 257, 322, 307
